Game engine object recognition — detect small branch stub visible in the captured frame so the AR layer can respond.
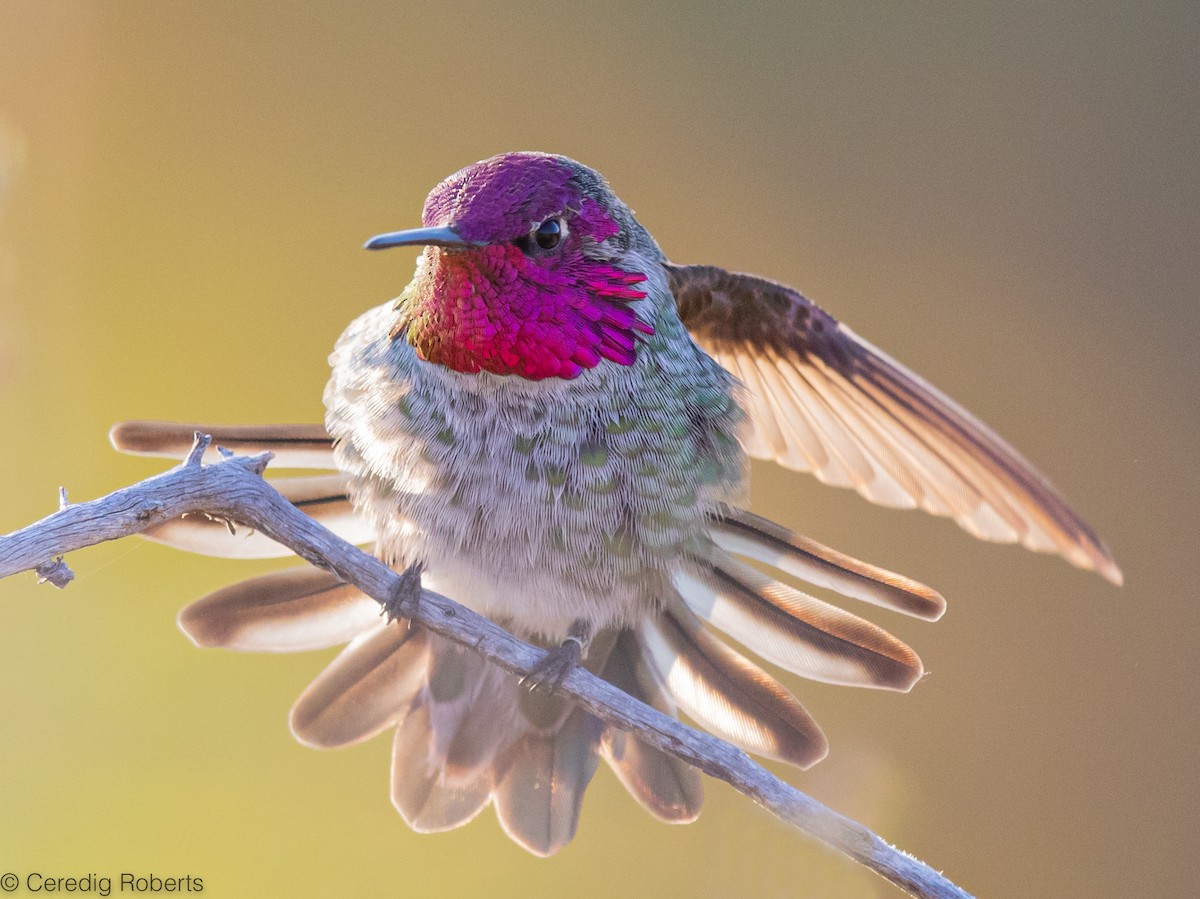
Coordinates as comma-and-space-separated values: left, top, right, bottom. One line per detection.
183, 431, 211, 467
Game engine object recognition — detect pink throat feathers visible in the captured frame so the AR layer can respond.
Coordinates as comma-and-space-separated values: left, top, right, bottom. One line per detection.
396, 168, 654, 380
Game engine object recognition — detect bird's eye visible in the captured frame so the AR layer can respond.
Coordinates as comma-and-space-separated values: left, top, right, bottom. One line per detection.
534, 217, 562, 250
515, 216, 566, 255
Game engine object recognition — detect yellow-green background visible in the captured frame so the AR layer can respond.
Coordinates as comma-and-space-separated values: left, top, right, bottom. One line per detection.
1, 3, 1196, 897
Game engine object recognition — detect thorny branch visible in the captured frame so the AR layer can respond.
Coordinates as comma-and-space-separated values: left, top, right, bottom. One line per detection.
0, 436, 973, 899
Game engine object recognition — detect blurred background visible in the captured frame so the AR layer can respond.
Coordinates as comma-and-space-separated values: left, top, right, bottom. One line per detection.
0, 2, 1196, 896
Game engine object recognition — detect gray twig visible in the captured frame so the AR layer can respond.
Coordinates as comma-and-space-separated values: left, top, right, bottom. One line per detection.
0, 441, 973, 899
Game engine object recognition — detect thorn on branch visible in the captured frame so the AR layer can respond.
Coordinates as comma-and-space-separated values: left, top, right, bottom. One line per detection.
217, 445, 234, 459
184, 432, 212, 468
247, 452, 273, 476
58, 487, 70, 511
35, 556, 74, 589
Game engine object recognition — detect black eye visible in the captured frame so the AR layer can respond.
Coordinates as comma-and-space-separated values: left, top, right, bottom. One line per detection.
534, 217, 562, 250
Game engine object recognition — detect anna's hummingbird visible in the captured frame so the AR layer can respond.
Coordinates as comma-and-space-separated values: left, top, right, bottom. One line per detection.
112, 151, 1120, 856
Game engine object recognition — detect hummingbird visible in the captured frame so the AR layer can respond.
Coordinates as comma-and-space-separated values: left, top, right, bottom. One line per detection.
111, 151, 1121, 856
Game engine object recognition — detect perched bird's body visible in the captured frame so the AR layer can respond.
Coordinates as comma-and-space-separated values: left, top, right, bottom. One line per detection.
111, 151, 1121, 856
325, 208, 743, 641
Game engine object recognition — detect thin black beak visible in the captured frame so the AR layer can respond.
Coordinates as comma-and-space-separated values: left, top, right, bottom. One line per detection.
363, 225, 485, 251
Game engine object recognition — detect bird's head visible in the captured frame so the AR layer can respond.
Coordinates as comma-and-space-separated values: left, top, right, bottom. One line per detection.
366, 152, 656, 381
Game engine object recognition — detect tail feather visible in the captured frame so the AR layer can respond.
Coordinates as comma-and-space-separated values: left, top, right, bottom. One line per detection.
437, 648, 528, 781
178, 566, 381, 652
142, 474, 374, 558
110, 420, 336, 469
289, 624, 429, 749
600, 632, 702, 823
390, 702, 494, 833
492, 706, 605, 857
421, 639, 528, 775
711, 504, 946, 620
638, 607, 828, 769
676, 549, 924, 691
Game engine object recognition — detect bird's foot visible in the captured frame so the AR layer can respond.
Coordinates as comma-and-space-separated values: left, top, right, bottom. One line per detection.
520, 620, 592, 694
381, 561, 424, 626
521, 639, 583, 694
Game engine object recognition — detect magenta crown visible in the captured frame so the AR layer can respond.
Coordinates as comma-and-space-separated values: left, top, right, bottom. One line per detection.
422, 152, 579, 242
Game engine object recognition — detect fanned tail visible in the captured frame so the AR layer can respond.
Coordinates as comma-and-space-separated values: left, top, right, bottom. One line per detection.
164, 554, 928, 852
121, 419, 948, 855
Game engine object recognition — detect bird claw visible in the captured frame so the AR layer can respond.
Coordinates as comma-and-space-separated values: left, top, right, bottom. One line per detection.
520, 637, 584, 694
382, 561, 423, 626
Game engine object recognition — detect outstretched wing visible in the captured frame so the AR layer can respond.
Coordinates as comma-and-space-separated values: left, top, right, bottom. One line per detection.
667, 263, 1121, 585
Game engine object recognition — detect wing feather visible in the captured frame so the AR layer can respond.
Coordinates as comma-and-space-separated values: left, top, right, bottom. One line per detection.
669, 263, 1121, 584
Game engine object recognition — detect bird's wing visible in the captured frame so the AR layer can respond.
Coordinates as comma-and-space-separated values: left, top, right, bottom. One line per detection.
667, 263, 1121, 584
